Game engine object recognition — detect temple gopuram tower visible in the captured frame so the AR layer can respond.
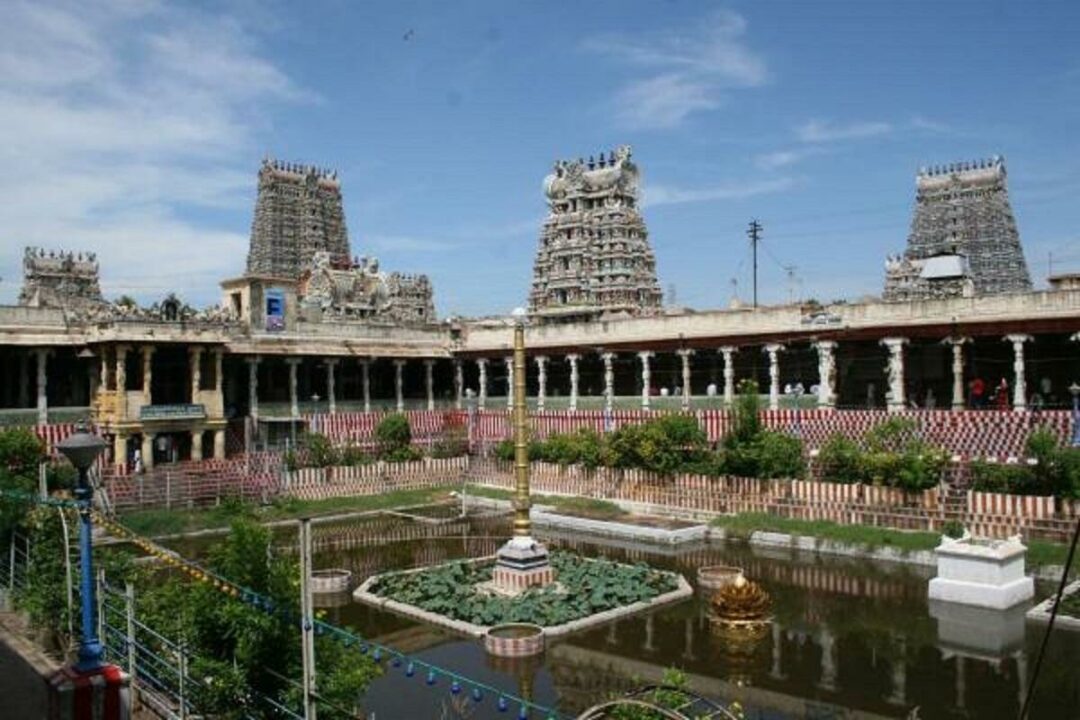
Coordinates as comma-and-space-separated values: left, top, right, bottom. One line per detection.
528, 146, 662, 322
246, 159, 350, 279
883, 156, 1032, 301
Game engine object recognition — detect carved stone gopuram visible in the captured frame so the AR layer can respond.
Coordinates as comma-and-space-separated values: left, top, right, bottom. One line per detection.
529, 146, 662, 322
18, 247, 104, 312
246, 158, 351, 280
299, 252, 435, 324
884, 157, 1031, 301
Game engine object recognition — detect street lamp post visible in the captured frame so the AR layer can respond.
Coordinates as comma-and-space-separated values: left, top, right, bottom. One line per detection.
56, 424, 108, 671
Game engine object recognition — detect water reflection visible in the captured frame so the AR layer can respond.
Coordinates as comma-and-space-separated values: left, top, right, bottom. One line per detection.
168, 512, 1080, 718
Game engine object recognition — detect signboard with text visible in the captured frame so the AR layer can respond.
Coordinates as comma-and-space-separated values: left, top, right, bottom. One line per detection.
266, 288, 285, 332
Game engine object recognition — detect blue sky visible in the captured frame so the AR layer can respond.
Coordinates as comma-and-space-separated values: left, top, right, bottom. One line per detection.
2, 0, 1078, 316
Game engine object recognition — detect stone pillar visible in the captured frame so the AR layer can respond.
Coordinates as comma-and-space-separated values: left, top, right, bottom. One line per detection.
246, 356, 260, 419
423, 359, 435, 411
87, 360, 99, 405
113, 433, 127, 470
720, 346, 737, 406
638, 351, 653, 410
1004, 334, 1032, 411
141, 345, 154, 407
191, 430, 203, 462
567, 354, 580, 412
286, 358, 301, 417
141, 432, 154, 471
764, 344, 784, 411
360, 359, 371, 413
477, 358, 488, 410
115, 345, 128, 421
213, 429, 226, 460
213, 349, 223, 395
34, 348, 48, 426
535, 356, 548, 411
677, 349, 694, 411
453, 359, 463, 410
393, 359, 406, 412
814, 340, 837, 410
602, 353, 615, 412
189, 347, 203, 405
99, 348, 109, 392
324, 359, 338, 414
881, 337, 908, 412
818, 628, 837, 692
504, 356, 514, 409
944, 337, 969, 411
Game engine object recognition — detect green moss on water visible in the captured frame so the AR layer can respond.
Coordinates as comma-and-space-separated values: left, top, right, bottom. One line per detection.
371, 551, 678, 627
118, 486, 458, 537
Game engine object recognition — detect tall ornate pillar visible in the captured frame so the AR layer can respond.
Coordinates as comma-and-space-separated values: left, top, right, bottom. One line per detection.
115, 345, 128, 422
602, 353, 615, 412
764, 344, 784, 411
189, 347, 203, 405
567, 354, 580, 412
285, 358, 301, 418
113, 433, 127, 471
393, 359, 406, 412
881, 337, 908, 412
1004, 334, 1032, 411
535, 356, 548, 411
677, 349, 694, 411
504, 356, 514, 409
360, 359, 371, 413
944, 337, 970, 410
453, 359, 463, 410
246, 356, 260, 419
814, 340, 837, 410
99, 347, 109, 393
324, 359, 338, 414
213, 348, 223, 417
720, 346, 737, 405
477, 358, 488, 410
638, 351, 654, 410
213, 429, 226, 459
141, 345, 154, 408
35, 348, 49, 426
423, 359, 435, 411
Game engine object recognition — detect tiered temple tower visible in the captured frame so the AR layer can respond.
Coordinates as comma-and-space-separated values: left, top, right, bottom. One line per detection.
18, 247, 104, 311
246, 159, 350, 279
883, 157, 1031, 301
528, 146, 662, 322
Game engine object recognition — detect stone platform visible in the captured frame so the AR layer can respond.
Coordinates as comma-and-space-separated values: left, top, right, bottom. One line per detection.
928, 534, 1034, 610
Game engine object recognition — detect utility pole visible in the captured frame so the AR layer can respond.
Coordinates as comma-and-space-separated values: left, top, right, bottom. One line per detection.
747, 219, 762, 308
299, 518, 317, 720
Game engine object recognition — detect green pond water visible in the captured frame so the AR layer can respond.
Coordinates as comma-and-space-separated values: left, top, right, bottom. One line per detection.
168, 511, 1080, 719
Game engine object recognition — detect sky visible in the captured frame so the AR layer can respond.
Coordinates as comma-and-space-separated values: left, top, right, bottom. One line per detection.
1, 0, 1079, 316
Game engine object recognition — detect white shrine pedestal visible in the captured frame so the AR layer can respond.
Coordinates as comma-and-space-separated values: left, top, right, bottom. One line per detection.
928, 533, 1034, 610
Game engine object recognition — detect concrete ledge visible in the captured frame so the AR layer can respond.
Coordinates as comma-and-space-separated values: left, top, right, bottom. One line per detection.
928, 576, 1034, 610
1026, 579, 1080, 631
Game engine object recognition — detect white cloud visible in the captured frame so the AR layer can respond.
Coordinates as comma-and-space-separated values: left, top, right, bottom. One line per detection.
643, 177, 794, 207
754, 147, 825, 170
0, 0, 307, 306
585, 10, 767, 130
797, 119, 893, 143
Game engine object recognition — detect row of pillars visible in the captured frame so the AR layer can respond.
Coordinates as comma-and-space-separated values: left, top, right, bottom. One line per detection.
243, 332, 1045, 418
247, 357, 445, 418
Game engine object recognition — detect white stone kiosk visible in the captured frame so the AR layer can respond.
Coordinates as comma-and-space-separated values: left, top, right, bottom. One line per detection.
928, 533, 1034, 610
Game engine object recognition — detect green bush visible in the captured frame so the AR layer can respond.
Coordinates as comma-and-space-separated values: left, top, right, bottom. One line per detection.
817, 434, 863, 484
865, 417, 920, 454
968, 428, 1080, 498
755, 431, 806, 479
726, 379, 762, 448
375, 413, 412, 458
494, 439, 515, 462
430, 424, 468, 458
942, 519, 965, 539
302, 432, 339, 468
338, 444, 372, 466
607, 417, 707, 475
